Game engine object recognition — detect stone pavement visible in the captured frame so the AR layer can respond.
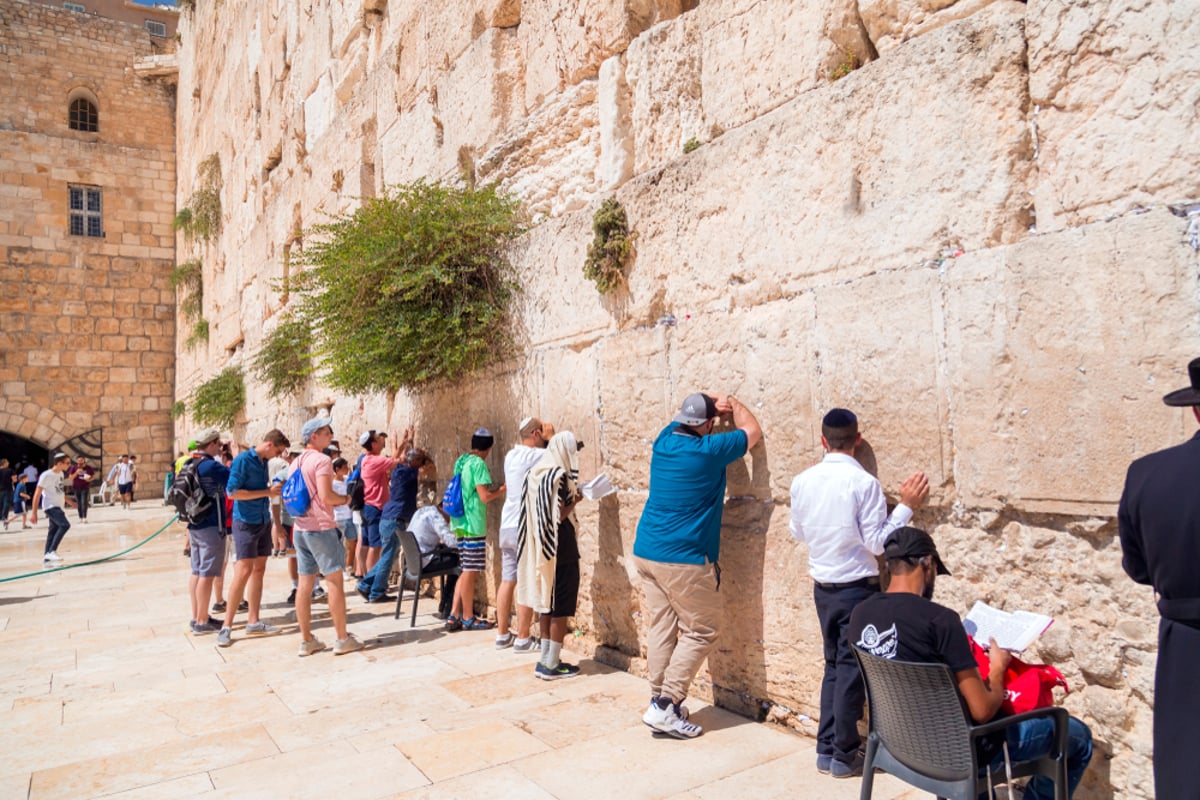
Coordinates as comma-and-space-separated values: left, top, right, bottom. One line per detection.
0, 501, 920, 800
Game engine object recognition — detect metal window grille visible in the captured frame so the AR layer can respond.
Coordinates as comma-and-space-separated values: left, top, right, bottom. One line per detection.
63, 2, 86, 12
145, 20, 166, 37
68, 97, 98, 132
69, 185, 103, 238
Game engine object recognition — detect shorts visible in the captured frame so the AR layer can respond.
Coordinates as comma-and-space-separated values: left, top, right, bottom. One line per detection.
294, 527, 345, 576
455, 532, 486, 573
232, 519, 273, 559
550, 556, 580, 618
362, 504, 382, 548
500, 546, 517, 583
337, 517, 358, 541
188, 526, 226, 577
118, 482, 134, 496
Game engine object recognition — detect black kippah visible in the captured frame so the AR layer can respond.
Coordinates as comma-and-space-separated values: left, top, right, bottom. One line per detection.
822, 408, 857, 428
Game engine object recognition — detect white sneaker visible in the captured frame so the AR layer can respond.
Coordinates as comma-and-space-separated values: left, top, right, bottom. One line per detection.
45, 551, 63, 562
642, 700, 703, 739
244, 621, 278, 636
298, 636, 327, 657
333, 633, 364, 655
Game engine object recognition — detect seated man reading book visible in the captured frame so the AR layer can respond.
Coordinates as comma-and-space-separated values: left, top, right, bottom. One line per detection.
848, 527, 1093, 800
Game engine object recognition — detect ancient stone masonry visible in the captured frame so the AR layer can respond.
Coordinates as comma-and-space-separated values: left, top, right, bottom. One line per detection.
174, 2, 1198, 796
0, 0, 177, 478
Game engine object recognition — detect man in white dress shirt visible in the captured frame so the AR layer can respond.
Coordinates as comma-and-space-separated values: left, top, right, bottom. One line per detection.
789, 408, 929, 778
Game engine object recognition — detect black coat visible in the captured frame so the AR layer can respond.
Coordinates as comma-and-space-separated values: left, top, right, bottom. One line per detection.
1118, 430, 1200, 621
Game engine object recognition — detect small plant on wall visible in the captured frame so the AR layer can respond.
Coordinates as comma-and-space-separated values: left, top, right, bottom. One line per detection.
250, 315, 313, 400
583, 198, 636, 294
173, 154, 222, 243
829, 46, 861, 82
169, 259, 209, 351
170, 401, 187, 420
288, 179, 524, 394
188, 366, 245, 429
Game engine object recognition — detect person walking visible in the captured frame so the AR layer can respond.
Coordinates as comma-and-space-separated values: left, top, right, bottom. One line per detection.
30, 453, 75, 565
1118, 356, 1200, 800
68, 456, 95, 523
633, 392, 761, 739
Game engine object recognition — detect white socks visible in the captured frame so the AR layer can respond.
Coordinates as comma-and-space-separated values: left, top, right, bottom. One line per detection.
540, 639, 562, 668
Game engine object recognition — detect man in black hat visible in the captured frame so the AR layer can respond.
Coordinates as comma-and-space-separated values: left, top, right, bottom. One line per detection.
789, 407, 929, 777
849, 528, 1093, 800
1118, 356, 1200, 800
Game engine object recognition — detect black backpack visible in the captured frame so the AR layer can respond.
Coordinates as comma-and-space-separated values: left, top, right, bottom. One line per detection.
167, 458, 214, 525
344, 455, 366, 511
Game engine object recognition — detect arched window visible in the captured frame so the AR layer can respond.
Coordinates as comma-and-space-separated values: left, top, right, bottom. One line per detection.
68, 97, 98, 132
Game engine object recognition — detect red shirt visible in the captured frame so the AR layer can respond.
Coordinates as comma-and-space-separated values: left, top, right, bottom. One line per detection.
360, 453, 395, 509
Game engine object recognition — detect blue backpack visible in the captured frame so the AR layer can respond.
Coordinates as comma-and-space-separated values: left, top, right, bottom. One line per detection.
442, 459, 465, 517
282, 456, 312, 518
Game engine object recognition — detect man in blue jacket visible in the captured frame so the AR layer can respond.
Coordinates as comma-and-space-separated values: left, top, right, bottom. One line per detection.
1119, 356, 1200, 800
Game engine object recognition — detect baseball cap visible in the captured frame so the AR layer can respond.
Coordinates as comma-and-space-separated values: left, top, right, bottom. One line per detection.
194, 428, 222, 447
301, 417, 333, 441
883, 526, 950, 575
673, 392, 717, 426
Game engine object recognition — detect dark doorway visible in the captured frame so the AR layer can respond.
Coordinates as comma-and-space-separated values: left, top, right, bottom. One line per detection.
0, 431, 50, 476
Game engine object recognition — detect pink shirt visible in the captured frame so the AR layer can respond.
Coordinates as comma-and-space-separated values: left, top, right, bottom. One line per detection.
361, 453, 394, 509
292, 449, 337, 531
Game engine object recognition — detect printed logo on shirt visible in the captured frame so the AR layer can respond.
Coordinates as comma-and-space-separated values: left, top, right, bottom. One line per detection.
856, 623, 898, 658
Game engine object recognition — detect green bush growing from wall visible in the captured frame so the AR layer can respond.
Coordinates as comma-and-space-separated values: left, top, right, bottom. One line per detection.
583, 198, 635, 294
250, 315, 313, 400
189, 367, 245, 429
289, 179, 524, 394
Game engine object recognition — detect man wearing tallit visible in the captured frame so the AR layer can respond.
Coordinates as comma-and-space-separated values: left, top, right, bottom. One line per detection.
517, 431, 585, 680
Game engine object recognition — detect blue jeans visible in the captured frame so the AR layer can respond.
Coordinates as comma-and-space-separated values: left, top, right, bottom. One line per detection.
361, 504, 382, 548
989, 716, 1093, 800
44, 507, 71, 554
358, 516, 402, 600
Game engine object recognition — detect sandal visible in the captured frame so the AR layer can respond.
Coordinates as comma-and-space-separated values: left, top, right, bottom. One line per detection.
461, 617, 495, 631
444, 616, 462, 632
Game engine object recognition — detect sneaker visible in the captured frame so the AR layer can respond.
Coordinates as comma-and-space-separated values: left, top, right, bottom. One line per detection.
368, 594, 396, 604
244, 621, 278, 636
286, 589, 297, 605
238, 600, 248, 611
535, 661, 581, 681
356, 585, 370, 601
643, 699, 703, 739
816, 755, 832, 774
495, 632, 515, 650
190, 619, 221, 635
830, 754, 864, 779
333, 634, 364, 655
298, 636, 327, 657
512, 636, 541, 654
211, 601, 227, 613
311, 587, 328, 603
216, 627, 233, 647
44, 551, 62, 562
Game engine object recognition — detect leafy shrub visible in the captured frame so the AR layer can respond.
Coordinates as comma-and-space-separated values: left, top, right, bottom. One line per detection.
250, 315, 313, 400
289, 179, 524, 394
170, 401, 186, 420
829, 47, 861, 82
170, 259, 208, 351
174, 154, 222, 243
583, 198, 635, 294
189, 367, 245, 429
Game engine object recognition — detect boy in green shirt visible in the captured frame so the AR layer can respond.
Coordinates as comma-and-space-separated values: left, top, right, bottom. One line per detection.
447, 428, 505, 630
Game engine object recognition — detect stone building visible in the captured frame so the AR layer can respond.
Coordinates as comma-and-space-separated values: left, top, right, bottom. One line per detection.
170, 2, 1197, 797
0, 0, 177, 480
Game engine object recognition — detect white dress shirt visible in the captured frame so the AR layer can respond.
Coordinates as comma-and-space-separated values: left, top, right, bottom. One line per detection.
789, 452, 912, 584
409, 506, 457, 567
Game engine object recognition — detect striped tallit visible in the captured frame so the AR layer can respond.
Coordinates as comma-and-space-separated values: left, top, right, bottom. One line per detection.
516, 431, 579, 613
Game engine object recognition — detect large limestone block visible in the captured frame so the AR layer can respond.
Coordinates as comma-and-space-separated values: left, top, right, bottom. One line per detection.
944, 209, 1200, 515
595, 326, 674, 489
621, 3, 1032, 321
858, 0, 1010, 55
378, 93, 451, 186
477, 80, 602, 220
434, 27, 527, 164
518, 0, 686, 105
1028, 0, 1200, 231
625, 0, 876, 176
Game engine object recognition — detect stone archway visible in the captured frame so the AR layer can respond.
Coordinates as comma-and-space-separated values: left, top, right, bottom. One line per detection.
0, 399, 75, 454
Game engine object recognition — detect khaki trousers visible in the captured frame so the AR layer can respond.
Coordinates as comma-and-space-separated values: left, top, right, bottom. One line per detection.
635, 556, 721, 704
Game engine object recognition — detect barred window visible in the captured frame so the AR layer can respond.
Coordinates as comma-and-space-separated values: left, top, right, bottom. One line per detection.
63, 2, 86, 12
69, 97, 98, 132
145, 20, 166, 37
69, 185, 103, 238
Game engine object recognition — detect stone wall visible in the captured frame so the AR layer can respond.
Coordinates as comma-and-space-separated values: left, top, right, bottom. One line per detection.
0, 0, 177, 478
173, 2, 1199, 796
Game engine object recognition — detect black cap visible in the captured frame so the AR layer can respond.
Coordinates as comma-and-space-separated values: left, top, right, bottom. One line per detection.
822, 408, 857, 428
883, 526, 950, 575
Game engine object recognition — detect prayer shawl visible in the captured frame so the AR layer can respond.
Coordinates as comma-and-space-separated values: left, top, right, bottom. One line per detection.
516, 432, 579, 613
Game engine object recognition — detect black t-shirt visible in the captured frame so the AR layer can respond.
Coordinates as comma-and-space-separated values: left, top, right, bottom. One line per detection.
0, 468, 13, 491
848, 592, 977, 674
556, 480, 579, 561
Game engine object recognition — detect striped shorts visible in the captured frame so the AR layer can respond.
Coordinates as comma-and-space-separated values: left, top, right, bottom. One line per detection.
455, 533, 487, 573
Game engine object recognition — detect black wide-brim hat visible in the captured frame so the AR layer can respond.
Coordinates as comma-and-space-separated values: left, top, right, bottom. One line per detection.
1163, 357, 1200, 406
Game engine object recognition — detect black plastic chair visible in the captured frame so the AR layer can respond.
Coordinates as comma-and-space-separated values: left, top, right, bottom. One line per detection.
393, 530, 459, 627
853, 647, 1069, 800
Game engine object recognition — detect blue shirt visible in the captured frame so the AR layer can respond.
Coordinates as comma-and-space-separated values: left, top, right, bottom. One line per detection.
633, 423, 748, 565
226, 448, 270, 524
381, 463, 419, 523
188, 455, 230, 530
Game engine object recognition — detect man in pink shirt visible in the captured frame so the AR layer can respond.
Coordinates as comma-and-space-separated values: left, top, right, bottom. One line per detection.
293, 417, 363, 657
357, 428, 407, 573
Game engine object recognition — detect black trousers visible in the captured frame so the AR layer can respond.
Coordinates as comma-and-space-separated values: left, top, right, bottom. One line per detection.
1156, 618, 1200, 800
74, 488, 89, 519
425, 548, 459, 617
814, 581, 879, 764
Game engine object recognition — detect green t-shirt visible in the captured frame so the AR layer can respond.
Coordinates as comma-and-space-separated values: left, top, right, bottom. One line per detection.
451, 453, 492, 538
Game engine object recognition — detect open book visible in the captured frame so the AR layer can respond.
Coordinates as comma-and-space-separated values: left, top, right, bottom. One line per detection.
579, 472, 616, 500
962, 601, 1054, 653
